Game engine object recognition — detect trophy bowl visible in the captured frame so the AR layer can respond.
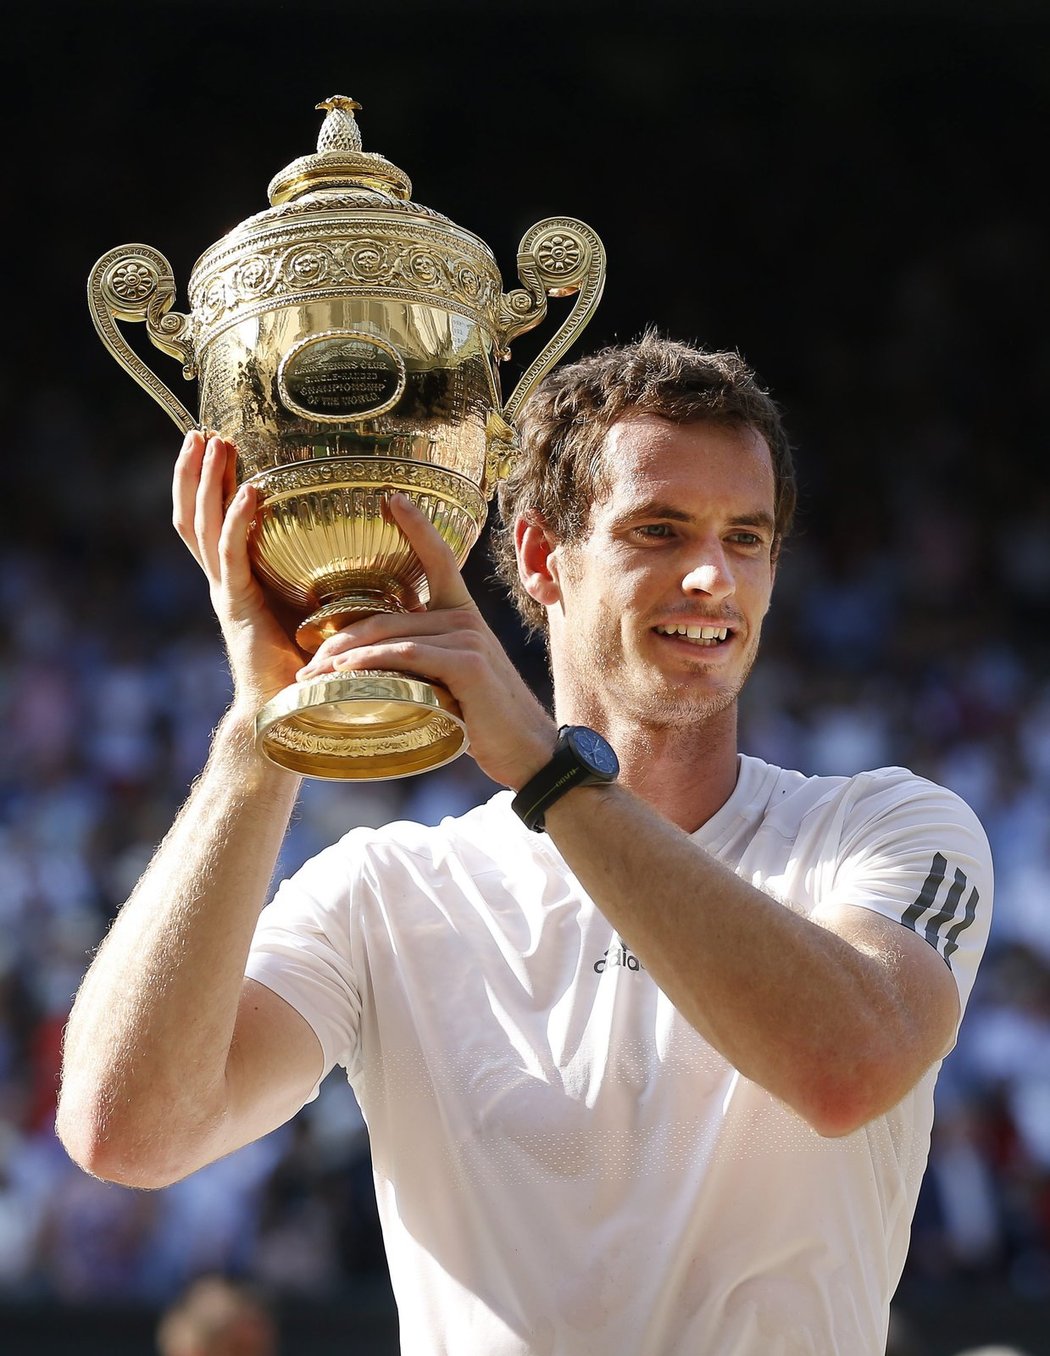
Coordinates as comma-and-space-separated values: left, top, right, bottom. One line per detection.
87, 96, 605, 780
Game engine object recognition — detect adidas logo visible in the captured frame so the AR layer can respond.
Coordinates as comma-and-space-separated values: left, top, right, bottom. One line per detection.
594, 943, 645, 974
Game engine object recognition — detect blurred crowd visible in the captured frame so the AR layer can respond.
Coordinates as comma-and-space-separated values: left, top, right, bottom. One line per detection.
1, 116, 1049, 1347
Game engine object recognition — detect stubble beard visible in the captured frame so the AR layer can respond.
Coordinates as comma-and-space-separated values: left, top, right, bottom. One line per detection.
636, 667, 746, 732
569, 625, 760, 733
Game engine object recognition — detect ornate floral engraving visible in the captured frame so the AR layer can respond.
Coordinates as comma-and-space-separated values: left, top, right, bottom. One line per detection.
535, 232, 583, 278
107, 259, 158, 305
265, 714, 460, 757
191, 222, 503, 341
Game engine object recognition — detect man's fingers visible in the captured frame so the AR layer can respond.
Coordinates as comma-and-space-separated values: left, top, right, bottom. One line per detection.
194, 436, 233, 579
386, 492, 475, 612
297, 609, 478, 678
221, 437, 240, 504
299, 635, 483, 690
217, 482, 260, 601
172, 430, 207, 566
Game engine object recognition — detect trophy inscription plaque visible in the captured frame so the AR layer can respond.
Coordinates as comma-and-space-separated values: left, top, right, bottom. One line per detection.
88, 96, 605, 780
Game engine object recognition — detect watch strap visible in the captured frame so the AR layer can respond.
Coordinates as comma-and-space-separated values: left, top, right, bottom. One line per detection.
511, 725, 617, 832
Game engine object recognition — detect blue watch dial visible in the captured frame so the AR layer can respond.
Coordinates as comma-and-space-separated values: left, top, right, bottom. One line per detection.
570, 727, 619, 777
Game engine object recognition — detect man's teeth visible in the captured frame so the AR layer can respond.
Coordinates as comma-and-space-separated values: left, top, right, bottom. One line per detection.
656, 624, 729, 645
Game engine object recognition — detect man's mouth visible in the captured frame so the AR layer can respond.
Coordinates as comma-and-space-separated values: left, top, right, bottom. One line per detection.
654, 624, 731, 647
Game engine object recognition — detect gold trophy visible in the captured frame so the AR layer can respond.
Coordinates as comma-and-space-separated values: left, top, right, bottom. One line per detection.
88, 96, 605, 780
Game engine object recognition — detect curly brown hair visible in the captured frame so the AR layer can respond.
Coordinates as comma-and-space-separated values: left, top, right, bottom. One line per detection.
491, 328, 797, 634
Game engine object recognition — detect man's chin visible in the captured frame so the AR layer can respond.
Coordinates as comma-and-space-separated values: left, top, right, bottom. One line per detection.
634, 678, 740, 729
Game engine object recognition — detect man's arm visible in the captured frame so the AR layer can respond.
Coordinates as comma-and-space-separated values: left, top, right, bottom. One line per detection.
542, 785, 962, 1137
57, 713, 322, 1187
57, 433, 323, 1187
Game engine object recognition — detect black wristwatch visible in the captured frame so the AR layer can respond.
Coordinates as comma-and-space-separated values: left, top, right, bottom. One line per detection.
512, 725, 619, 832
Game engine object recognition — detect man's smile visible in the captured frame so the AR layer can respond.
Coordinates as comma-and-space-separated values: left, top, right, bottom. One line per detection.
653, 623, 732, 647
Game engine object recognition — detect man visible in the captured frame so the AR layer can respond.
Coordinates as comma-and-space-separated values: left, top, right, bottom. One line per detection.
57, 333, 992, 1355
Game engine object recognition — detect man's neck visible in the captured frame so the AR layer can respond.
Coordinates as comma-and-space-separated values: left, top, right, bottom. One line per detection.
556, 706, 741, 834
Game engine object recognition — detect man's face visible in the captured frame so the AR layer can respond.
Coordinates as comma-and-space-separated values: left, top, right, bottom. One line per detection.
544, 413, 778, 731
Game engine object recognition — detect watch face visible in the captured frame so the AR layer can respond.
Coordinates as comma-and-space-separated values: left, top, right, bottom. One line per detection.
569, 727, 619, 777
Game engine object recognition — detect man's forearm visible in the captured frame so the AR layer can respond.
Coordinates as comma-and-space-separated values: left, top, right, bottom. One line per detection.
56, 707, 301, 1182
544, 782, 943, 1135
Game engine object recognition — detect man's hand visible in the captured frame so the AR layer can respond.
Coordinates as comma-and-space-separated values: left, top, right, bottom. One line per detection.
173, 431, 306, 712
296, 492, 557, 790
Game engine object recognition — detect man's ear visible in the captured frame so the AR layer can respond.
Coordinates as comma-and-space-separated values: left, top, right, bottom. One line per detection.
515, 513, 562, 607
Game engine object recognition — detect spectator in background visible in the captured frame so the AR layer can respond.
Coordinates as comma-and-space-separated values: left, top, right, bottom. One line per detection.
156, 1273, 278, 1356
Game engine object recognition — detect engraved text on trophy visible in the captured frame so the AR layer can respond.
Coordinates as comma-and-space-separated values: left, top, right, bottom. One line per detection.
279, 332, 407, 421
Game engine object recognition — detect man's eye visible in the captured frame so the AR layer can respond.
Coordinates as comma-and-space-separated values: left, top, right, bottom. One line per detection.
728, 532, 762, 547
634, 523, 673, 539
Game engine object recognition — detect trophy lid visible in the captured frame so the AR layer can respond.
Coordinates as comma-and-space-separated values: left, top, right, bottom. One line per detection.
187, 93, 506, 346
267, 95, 412, 204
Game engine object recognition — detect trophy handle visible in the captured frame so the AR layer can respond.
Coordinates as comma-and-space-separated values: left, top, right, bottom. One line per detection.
498, 217, 606, 428
87, 244, 198, 434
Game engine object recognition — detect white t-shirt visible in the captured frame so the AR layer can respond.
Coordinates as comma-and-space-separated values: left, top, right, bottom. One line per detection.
245, 754, 992, 1356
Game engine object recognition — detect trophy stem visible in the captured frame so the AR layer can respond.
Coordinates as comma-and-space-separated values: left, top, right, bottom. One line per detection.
295, 584, 416, 651
255, 672, 468, 781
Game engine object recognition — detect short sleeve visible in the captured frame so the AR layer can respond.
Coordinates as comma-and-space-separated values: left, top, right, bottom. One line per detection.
819, 771, 994, 1019
245, 838, 364, 1098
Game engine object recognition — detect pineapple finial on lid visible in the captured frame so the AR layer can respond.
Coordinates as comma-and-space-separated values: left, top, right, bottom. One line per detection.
315, 96, 364, 154
267, 95, 411, 205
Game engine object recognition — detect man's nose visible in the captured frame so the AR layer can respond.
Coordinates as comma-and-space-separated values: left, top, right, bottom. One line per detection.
681, 551, 735, 601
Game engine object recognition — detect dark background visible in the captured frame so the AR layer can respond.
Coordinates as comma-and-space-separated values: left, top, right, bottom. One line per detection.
2, 2, 1049, 1353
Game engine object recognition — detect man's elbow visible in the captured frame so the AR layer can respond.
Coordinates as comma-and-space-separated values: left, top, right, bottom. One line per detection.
803, 1089, 878, 1139
798, 1051, 924, 1139
55, 1092, 201, 1190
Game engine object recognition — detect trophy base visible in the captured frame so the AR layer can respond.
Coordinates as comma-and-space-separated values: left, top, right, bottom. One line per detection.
255, 671, 468, 781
